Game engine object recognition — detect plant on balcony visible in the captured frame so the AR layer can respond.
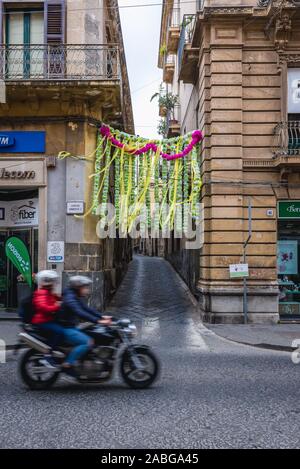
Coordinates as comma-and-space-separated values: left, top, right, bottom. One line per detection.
150, 87, 179, 118
157, 118, 168, 138
182, 15, 194, 28
159, 44, 167, 58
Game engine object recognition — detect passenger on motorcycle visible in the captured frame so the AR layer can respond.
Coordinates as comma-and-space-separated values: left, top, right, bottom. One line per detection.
57, 276, 112, 377
32, 270, 65, 369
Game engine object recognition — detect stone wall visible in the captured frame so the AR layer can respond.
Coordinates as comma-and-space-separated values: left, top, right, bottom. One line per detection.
63, 239, 132, 310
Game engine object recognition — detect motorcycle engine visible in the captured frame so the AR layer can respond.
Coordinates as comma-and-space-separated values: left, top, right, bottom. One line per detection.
76, 347, 114, 380
76, 359, 105, 380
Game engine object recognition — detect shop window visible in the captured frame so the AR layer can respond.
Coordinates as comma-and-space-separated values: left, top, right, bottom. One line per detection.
278, 218, 300, 318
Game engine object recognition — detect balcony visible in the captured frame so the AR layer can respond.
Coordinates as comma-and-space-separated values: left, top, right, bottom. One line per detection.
163, 54, 175, 84
166, 8, 180, 53
273, 120, 300, 168
167, 104, 181, 138
178, 15, 199, 84
0, 44, 120, 82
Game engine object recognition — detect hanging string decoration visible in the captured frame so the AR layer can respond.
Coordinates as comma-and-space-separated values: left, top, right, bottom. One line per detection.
58, 125, 203, 233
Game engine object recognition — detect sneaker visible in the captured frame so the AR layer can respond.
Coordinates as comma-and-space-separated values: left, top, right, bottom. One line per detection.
39, 356, 58, 370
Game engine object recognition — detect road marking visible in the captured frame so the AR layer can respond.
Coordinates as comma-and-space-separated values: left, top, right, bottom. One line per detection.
187, 319, 209, 351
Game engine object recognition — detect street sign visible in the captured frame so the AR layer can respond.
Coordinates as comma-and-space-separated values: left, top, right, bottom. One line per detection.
229, 264, 249, 279
66, 201, 85, 215
47, 241, 64, 263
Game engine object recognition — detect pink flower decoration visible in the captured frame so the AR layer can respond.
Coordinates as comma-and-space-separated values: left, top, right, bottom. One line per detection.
99, 125, 203, 160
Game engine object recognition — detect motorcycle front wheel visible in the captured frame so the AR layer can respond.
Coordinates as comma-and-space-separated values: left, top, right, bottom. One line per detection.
19, 349, 59, 390
120, 346, 159, 389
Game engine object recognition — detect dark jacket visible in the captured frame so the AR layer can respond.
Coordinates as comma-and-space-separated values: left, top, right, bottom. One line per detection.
58, 288, 102, 327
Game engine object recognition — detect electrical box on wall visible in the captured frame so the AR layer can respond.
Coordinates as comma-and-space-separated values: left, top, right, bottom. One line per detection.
288, 68, 300, 114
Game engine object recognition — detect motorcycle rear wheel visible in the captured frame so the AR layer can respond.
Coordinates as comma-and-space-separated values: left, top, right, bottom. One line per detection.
19, 349, 59, 390
120, 346, 159, 389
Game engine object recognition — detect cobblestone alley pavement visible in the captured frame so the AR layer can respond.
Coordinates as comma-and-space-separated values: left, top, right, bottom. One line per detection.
1, 256, 300, 449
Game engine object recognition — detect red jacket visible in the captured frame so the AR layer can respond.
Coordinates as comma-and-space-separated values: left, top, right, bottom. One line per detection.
32, 289, 60, 324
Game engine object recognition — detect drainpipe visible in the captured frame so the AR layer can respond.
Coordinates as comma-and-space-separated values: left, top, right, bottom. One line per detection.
243, 198, 252, 324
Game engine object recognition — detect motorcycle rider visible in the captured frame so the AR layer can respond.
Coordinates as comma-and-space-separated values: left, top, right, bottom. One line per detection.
57, 276, 112, 377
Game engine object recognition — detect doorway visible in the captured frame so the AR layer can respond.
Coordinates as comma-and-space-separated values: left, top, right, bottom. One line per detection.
0, 189, 39, 310
0, 228, 38, 309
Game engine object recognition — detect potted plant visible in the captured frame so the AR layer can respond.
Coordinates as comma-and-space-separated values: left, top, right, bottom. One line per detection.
151, 86, 179, 118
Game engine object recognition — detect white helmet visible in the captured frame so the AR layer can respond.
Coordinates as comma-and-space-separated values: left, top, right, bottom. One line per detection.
36, 270, 59, 288
69, 275, 92, 289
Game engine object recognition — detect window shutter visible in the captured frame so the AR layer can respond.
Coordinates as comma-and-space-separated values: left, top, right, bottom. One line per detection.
0, 1, 3, 44
44, 0, 65, 44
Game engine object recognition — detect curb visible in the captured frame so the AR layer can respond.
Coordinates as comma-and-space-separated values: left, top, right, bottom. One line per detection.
170, 266, 200, 309
204, 327, 294, 353
167, 264, 294, 353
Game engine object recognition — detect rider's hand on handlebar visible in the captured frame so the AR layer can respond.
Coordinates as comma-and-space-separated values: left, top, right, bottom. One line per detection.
98, 316, 113, 325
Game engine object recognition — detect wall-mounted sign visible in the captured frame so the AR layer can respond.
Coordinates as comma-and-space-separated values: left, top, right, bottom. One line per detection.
0, 168, 35, 179
66, 201, 85, 215
0, 198, 38, 228
47, 241, 64, 263
0, 135, 14, 147
229, 264, 249, 279
278, 201, 300, 219
0, 131, 45, 153
288, 68, 300, 114
0, 159, 46, 186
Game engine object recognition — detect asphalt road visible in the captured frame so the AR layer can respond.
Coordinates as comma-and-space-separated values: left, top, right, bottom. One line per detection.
1, 256, 300, 449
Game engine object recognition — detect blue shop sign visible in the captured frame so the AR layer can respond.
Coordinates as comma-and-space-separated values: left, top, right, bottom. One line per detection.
0, 131, 45, 153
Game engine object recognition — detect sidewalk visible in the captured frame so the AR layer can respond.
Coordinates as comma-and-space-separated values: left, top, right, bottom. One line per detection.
207, 323, 300, 352
0, 320, 21, 349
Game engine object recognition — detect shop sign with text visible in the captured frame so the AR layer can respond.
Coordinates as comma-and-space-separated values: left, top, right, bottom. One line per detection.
278, 201, 300, 219
0, 199, 38, 227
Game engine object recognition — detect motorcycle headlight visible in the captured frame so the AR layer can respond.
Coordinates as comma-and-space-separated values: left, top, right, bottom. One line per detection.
127, 324, 137, 337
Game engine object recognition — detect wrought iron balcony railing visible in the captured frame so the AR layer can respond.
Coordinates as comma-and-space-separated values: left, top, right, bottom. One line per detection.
178, 15, 196, 68
0, 44, 120, 81
168, 7, 180, 28
164, 54, 176, 66
274, 121, 300, 156
166, 104, 181, 130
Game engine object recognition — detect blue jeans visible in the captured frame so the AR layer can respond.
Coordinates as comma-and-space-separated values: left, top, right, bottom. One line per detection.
62, 328, 92, 365
37, 323, 92, 365
38, 322, 66, 349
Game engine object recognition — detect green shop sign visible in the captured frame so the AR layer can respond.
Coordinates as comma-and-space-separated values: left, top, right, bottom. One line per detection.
5, 236, 32, 287
278, 201, 300, 219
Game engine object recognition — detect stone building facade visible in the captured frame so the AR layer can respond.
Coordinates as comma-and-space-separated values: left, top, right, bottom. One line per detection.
0, 0, 133, 311
159, 0, 300, 323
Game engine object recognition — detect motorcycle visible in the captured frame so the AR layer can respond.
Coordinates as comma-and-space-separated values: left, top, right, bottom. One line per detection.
18, 319, 159, 390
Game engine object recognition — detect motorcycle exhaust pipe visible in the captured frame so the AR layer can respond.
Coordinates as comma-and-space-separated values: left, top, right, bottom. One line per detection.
19, 332, 52, 354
